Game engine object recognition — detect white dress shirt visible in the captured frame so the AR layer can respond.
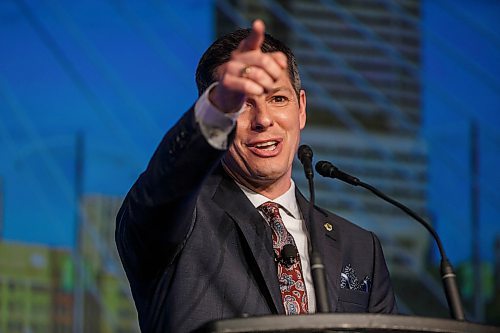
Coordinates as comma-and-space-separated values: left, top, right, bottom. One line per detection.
237, 181, 317, 312
194, 84, 317, 312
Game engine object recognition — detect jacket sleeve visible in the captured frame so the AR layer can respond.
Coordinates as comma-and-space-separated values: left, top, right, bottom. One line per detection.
368, 232, 398, 314
115, 107, 230, 285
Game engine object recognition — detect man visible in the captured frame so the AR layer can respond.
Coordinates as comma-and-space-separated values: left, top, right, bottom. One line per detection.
116, 20, 397, 332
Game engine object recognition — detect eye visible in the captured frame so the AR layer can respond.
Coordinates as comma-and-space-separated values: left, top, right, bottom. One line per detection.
270, 95, 289, 105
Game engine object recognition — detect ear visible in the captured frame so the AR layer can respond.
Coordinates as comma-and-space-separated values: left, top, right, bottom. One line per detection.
299, 89, 306, 130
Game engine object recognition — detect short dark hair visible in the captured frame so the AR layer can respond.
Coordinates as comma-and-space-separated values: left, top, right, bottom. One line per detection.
195, 29, 301, 99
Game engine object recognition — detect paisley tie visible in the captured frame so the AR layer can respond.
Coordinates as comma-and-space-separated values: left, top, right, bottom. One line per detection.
258, 201, 309, 315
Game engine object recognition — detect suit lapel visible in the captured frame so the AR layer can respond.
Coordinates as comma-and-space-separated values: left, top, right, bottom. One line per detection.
296, 189, 342, 312
212, 172, 284, 314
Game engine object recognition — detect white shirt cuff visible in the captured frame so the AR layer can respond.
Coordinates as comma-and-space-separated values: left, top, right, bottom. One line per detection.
194, 82, 244, 150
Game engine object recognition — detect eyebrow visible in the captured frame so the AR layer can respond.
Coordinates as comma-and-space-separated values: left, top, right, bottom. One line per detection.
268, 86, 293, 95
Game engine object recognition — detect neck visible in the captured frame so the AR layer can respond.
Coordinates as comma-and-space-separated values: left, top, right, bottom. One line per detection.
222, 163, 292, 200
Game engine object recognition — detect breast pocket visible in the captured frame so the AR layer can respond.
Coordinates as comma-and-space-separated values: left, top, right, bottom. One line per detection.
336, 288, 369, 313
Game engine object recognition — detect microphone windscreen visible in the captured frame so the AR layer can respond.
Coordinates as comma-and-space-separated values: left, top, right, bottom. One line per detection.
315, 161, 333, 177
298, 145, 313, 161
282, 243, 298, 259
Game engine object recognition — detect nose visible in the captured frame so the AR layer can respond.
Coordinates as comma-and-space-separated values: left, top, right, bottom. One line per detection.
250, 101, 273, 132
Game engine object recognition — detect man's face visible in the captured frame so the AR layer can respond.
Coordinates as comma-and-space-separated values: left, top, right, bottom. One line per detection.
222, 68, 306, 197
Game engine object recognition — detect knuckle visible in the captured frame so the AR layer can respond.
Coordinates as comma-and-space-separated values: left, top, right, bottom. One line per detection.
261, 55, 271, 67
243, 81, 260, 95
242, 80, 253, 91
226, 61, 237, 71
252, 68, 264, 80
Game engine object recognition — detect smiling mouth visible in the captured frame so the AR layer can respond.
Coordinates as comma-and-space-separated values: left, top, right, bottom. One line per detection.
253, 140, 279, 151
246, 139, 282, 157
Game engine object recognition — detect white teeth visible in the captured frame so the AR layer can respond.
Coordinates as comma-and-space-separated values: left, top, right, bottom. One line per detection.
254, 141, 277, 148
253, 141, 278, 151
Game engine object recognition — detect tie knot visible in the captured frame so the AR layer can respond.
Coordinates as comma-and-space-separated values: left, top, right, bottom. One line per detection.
258, 201, 281, 219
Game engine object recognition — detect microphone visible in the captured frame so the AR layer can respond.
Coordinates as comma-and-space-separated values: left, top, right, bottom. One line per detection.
315, 160, 466, 321
280, 244, 299, 267
298, 145, 314, 180
297, 146, 330, 313
315, 161, 359, 186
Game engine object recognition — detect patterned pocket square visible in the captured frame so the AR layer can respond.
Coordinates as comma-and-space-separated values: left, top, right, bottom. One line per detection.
340, 264, 371, 293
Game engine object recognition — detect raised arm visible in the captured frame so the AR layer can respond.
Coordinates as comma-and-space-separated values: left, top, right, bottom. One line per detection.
115, 19, 287, 285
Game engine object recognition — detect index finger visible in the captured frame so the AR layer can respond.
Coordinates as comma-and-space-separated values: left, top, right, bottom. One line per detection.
238, 19, 265, 52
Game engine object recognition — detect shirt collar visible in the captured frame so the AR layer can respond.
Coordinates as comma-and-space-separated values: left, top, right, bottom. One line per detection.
236, 179, 301, 219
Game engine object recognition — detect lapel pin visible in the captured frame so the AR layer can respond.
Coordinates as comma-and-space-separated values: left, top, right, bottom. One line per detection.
324, 223, 333, 232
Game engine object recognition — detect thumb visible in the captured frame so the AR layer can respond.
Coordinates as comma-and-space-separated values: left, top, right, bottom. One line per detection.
238, 19, 265, 52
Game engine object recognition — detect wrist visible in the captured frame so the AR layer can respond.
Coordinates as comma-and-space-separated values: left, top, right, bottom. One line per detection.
209, 84, 244, 114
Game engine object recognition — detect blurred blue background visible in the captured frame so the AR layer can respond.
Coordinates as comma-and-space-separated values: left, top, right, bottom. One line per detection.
0, 0, 213, 245
0, 0, 498, 332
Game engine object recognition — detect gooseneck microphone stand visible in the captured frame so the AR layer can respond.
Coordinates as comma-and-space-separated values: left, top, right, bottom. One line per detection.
315, 160, 465, 321
198, 159, 500, 333
297, 145, 330, 313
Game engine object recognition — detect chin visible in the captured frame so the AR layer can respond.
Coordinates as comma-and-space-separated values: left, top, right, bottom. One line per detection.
251, 166, 288, 182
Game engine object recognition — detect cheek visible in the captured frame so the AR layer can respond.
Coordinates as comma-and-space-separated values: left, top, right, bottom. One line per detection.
228, 140, 251, 168
283, 115, 303, 135
228, 143, 243, 161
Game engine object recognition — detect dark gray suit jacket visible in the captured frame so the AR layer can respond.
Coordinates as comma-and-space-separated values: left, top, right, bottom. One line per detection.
116, 108, 397, 332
